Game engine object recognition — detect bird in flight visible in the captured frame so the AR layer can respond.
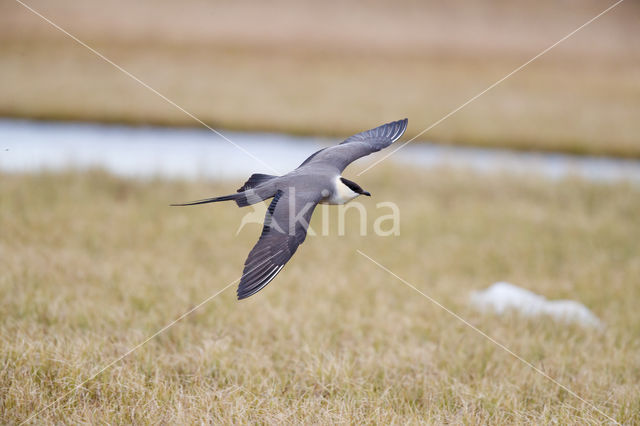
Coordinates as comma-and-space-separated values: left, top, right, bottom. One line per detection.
172, 119, 408, 299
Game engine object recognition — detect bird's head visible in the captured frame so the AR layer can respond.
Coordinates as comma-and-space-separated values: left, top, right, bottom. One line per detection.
340, 177, 371, 197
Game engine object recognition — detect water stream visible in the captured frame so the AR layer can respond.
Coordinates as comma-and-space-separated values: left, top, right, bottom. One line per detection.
2, 119, 639, 183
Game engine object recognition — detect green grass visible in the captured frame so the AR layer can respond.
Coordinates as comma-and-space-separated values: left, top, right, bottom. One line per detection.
1, 168, 639, 423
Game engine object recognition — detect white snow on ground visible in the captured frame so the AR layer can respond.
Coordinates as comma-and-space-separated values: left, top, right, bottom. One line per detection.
471, 282, 603, 328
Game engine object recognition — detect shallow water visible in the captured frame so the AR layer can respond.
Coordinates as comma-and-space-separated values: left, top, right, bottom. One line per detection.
2, 119, 640, 183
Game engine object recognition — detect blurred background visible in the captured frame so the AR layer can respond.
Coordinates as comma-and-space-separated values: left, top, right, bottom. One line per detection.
1, 0, 639, 155
2, 1, 640, 423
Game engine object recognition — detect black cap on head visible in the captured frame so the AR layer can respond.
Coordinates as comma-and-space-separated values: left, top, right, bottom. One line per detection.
340, 177, 370, 196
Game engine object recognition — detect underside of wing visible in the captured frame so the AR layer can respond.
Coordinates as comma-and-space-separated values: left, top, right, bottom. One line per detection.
297, 118, 408, 172
237, 189, 319, 299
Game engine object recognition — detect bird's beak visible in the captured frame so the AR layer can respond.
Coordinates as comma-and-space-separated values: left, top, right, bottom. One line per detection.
362, 191, 371, 197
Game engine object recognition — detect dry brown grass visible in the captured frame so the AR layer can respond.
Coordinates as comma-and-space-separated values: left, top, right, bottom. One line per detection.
1, 0, 639, 156
1, 168, 639, 424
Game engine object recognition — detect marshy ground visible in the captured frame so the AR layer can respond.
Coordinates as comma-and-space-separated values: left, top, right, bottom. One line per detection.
1, 168, 639, 423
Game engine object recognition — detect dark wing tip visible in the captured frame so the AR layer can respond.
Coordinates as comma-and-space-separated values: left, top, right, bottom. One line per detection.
386, 118, 408, 142
340, 118, 408, 146
237, 264, 285, 300
373, 118, 407, 145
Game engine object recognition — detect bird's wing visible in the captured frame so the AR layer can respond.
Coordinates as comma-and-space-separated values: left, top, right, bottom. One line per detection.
237, 188, 320, 299
297, 118, 408, 172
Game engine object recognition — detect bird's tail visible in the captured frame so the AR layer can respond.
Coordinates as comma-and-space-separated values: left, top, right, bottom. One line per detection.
172, 174, 279, 208
171, 189, 271, 208
170, 194, 240, 207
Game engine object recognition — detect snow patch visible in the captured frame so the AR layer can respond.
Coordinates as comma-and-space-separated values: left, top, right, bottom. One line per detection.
471, 282, 603, 328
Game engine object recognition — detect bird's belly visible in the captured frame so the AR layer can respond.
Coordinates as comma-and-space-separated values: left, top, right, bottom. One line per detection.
320, 198, 348, 205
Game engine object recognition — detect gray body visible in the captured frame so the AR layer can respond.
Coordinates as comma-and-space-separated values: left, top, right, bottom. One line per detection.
173, 119, 408, 299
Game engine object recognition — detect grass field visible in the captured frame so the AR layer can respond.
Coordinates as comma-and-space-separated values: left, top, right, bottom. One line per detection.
2, 168, 639, 423
1, 0, 639, 157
